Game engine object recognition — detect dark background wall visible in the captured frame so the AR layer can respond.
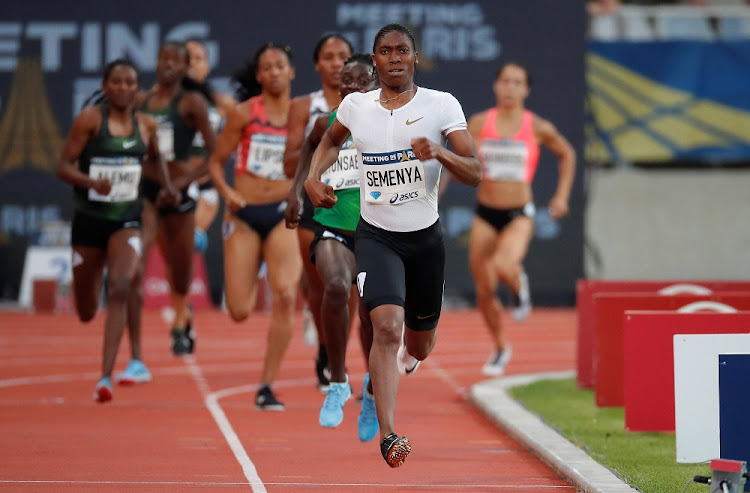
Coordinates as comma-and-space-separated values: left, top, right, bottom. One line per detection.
0, 1, 586, 305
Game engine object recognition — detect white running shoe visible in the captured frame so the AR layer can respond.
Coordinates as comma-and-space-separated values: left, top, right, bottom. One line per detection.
397, 336, 421, 375
482, 346, 513, 376
512, 271, 531, 322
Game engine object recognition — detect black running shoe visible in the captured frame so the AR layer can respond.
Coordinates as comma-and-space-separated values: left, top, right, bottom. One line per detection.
255, 385, 285, 411
171, 328, 191, 356
380, 432, 411, 468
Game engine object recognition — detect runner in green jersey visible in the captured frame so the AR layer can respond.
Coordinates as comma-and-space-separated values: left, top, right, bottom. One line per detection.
287, 54, 378, 433
57, 59, 178, 403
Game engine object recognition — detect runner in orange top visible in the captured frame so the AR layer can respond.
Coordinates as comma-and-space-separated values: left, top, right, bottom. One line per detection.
467, 61, 576, 376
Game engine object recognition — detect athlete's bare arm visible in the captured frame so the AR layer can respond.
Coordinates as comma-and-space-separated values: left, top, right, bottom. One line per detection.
208, 103, 249, 212
411, 129, 481, 187
173, 92, 216, 188
285, 114, 328, 228
304, 119, 351, 209
534, 115, 576, 219
282, 95, 311, 178
56, 107, 109, 193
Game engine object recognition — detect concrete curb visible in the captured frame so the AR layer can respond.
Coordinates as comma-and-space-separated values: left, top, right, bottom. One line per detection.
469, 371, 638, 493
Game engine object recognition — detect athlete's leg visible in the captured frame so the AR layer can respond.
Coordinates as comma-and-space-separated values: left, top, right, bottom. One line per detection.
314, 239, 356, 383
72, 246, 106, 323
160, 211, 195, 331
369, 303, 405, 441
493, 216, 534, 294
262, 222, 302, 385
223, 215, 263, 322
101, 229, 141, 379
469, 217, 505, 350
298, 226, 324, 340
125, 241, 144, 362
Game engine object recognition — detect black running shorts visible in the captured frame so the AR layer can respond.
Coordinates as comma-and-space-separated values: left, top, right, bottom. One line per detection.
71, 211, 141, 250
355, 218, 444, 332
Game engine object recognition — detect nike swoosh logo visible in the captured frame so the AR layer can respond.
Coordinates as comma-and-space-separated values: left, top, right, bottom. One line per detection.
123, 141, 137, 149
416, 313, 435, 320
405, 117, 423, 125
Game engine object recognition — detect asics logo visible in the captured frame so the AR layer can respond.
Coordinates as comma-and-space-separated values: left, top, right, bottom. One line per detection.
405, 117, 423, 125
122, 140, 137, 149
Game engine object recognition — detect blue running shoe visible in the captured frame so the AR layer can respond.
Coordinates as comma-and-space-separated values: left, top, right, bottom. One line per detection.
319, 380, 351, 428
93, 377, 112, 403
194, 228, 208, 253
115, 359, 152, 386
358, 373, 379, 442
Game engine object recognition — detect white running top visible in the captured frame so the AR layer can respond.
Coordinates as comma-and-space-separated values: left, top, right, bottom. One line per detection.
336, 86, 467, 232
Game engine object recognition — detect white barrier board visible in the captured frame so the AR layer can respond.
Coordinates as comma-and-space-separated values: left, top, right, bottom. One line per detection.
674, 333, 750, 463
18, 246, 72, 308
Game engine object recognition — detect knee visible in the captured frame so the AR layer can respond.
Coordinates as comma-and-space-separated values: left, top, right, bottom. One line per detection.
272, 285, 297, 310
374, 317, 402, 349
322, 277, 350, 307
228, 303, 251, 322
475, 284, 496, 304
107, 275, 132, 304
495, 260, 517, 285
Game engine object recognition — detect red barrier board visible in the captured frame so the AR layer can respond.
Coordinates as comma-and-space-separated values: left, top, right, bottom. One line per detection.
623, 311, 750, 432
143, 248, 212, 310
594, 293, 750, 407
576, 280, 750, 388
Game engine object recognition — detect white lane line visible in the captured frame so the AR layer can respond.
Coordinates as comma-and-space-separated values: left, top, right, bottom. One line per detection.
0, 480, 573, 489
183, 356, 267, 493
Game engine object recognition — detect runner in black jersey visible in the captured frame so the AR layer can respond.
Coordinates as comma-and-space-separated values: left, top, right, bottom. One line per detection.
138, 41, 216, 356
57, 59, 178, 403
305, 24, 481, 468
283, 34, 352, 391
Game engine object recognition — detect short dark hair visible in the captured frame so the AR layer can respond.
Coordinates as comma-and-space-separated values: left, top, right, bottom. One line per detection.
372, 24, 416, 53
313, 33, 353, 63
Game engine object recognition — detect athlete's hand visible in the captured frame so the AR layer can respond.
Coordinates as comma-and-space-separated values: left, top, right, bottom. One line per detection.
304, 178, 336, 209
222, 188, 247, 213
548, 194, 569, 220
156, 186, 180, 209
285, 192, 301, 229
91, 178, 112, 196
410, 137, 438, 161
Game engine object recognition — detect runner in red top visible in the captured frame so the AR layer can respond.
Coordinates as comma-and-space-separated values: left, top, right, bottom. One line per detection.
467, 61, 576, 377
208, 42, 300, 410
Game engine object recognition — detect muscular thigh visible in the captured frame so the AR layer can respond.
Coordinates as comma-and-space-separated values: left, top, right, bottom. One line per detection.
494, 216, 534, 265
469, 217, 499, 279
223, 215, 263, 299
263, 223, 302, 293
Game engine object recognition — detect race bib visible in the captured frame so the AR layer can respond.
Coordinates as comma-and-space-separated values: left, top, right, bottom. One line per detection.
156, 121, 175, 162
245, 133, 286, 180
480, 139, 528, 182
88, 158, 141, 202
322, 145, 359, 191
362, 149, 426, 205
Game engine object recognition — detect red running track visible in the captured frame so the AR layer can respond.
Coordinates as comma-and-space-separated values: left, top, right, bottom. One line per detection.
0, 307, 575, 492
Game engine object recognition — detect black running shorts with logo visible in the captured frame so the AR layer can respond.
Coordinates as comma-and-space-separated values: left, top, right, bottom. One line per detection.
140, 177, 196, 216
71, 210, 141, 250
355, 218, 444, 332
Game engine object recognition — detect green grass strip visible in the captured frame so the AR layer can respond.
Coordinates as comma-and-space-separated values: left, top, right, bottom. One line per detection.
510, 377, 712, 493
